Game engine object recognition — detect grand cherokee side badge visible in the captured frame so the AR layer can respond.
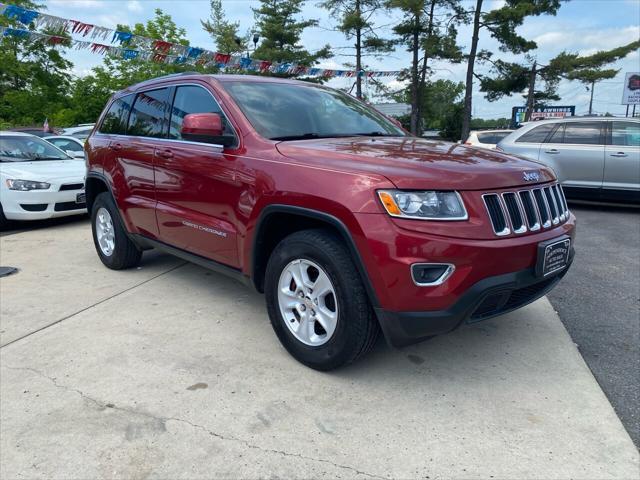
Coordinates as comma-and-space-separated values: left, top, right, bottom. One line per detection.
523, 171, 540, 182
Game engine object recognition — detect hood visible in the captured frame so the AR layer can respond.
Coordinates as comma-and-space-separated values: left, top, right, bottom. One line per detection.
276, 136, 555, 190
0, 159, 85, 183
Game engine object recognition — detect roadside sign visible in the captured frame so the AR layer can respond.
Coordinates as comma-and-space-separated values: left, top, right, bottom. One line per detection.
622, 72, 640, 105
511, 106, 575, 128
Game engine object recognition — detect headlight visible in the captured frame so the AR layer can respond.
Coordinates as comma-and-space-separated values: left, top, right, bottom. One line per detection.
6, 179, 51, 191
378, 190, 467, 220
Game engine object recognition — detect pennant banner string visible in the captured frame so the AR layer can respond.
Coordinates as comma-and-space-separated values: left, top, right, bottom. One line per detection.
0, 2, 401, 79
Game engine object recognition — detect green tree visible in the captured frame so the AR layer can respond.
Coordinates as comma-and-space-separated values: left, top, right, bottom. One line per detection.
459, 0, 563, 142
252, 0, 331, 66
0, 0, 73, 127
480, 41, 640, 118
72, 9, 218, 124
567, 68, 618, 115
201, 0, 246, 55
388, 0, 463, 135
320, 0, 392, 98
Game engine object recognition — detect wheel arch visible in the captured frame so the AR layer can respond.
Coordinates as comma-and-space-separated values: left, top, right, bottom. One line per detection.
85, 172, 110, 214
251, 205, 380, 308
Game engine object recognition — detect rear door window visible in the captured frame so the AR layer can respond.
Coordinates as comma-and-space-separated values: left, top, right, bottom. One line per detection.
99, 94, 134, 135
516, 124, 555, 143
168, 85, 235, 141
127, 88, 171, 138
562, 122, 604, 145
50, 139, 83, 152
611, 122, 640, 146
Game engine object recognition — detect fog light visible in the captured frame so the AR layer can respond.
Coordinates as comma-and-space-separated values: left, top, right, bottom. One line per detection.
411, 263, 454, 286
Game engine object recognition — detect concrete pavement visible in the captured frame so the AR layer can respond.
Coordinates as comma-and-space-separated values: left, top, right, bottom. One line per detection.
1, 221, 638, 479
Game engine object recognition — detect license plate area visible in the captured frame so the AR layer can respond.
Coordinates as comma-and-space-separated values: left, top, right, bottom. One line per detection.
536, 236, 571, 277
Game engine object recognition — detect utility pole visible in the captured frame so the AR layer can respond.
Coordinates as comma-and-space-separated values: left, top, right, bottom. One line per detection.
524, 61, 537, 122
588, 80, 595, 116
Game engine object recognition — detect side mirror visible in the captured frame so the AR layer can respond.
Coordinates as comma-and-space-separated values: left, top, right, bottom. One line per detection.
181, 113, 235, 147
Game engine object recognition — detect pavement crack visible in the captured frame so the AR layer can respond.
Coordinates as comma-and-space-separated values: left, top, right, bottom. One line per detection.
0, 261, 188, 349
5, 365, 388, 479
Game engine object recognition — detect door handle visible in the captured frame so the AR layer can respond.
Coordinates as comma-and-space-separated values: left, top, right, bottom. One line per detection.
157, 149, 173, 159
610, 152, 628, 157
545, 149, 559, 154
109, 143, 122, 151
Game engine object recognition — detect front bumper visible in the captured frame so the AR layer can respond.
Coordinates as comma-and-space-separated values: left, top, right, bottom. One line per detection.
375, 253, 573, 347
1, 189, 86, 220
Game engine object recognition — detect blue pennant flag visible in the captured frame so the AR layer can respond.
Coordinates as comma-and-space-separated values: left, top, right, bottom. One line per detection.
186, 47, 203, 59
122, 49, 138, 60
4, 5, 39, 24
112, 31, 133, 44
239, 57, 252, 69
276, 63, 291, 74
3, 27, 30, 39
174, 56, 187, 64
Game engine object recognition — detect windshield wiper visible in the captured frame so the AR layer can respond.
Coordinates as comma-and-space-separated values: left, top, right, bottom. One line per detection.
31, 155, 66, 161
270, 133, 355, 141
353, 131, 398, 137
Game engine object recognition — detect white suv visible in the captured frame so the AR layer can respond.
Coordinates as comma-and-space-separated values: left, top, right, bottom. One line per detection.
497, 117, 639, 203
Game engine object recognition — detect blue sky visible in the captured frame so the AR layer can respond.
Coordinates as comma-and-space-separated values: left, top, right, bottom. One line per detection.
42, 0, 640, 119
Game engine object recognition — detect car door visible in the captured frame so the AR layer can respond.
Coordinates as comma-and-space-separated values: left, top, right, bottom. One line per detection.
539, 121, 605, 196
603, 121, 640, 200
110, 88, 171, 239
154, 83, 241, 268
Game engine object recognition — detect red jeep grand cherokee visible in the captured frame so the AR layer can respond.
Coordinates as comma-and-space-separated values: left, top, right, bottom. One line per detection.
85, 74, 575, 370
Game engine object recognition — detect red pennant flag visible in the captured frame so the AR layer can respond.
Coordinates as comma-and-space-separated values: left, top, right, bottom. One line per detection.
70, 20, 94, 37
258, 60, 272, 72
152, 53, 167, 63
153, 40, 172, 54
214, 53, 231, 65
48, 36, 66, 46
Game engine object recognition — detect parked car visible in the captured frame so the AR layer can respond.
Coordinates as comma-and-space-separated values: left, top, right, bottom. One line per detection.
497, 117, 639, 203
0, 132, 86, 227
85, 74, 575, 370
8, 127, 57, 138
62, 124, 95, 140
45, 135, 85, 159
465, 129, 514, 149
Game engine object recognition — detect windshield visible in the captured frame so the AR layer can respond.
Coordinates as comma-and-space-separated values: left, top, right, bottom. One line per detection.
223, 81, 407, 141
0, 135, 71, 162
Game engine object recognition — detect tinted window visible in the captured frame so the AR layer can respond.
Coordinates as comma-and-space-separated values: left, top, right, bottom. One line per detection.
127, 88, 170, 138
223, 81, 405, 140
477, 132, 511, 144
562, 122, 603, 145
516, 124, 554, 143
548, 125, 564, 143
169, 85, 234, 140
50, 139, 83, 152
99, 95, 134, 135
611, 122, 640, 147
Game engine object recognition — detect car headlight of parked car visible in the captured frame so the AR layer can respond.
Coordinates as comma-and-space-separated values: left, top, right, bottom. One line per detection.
378, 190, 467, 220
6, 179, 51, 191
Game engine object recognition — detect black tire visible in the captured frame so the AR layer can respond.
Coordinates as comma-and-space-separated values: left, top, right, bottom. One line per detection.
91, 192, 142, 270
265, 229, 379, 371
0, 204, 7, 231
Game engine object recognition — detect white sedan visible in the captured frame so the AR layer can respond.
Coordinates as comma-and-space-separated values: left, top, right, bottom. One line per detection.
0, 132, 87, 227
45, 135, 85, 159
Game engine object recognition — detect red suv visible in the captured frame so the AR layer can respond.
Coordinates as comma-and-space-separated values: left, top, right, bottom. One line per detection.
86, 74, 575, 370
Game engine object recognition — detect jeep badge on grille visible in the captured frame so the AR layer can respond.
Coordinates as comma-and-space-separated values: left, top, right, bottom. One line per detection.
523, 171, 540, 182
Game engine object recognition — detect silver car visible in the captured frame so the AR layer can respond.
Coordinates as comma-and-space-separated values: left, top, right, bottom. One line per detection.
497, 117, 639, 203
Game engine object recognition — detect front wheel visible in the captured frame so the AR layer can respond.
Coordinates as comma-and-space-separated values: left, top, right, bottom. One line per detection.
265, 229, 379, 371
91, 192, 142, 270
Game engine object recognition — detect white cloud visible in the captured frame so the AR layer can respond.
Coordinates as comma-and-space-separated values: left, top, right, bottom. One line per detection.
126, 1, 143, 13
533, 26, 640, 55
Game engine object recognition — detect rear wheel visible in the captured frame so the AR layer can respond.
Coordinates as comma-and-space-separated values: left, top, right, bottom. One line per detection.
91, 192, 142, 270
265, 229, 379, 371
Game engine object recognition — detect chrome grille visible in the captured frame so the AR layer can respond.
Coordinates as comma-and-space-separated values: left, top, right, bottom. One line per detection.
483, 183, 569, 236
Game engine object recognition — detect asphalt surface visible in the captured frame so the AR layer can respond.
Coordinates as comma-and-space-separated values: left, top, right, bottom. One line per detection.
548, 201, 640, 448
